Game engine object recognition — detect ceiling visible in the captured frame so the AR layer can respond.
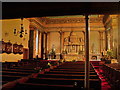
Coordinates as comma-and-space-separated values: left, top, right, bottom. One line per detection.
2, 2, 119, 19
30, 15, 105, 32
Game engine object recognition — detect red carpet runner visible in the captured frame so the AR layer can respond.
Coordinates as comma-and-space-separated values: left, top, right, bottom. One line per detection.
94, 67, 111, 90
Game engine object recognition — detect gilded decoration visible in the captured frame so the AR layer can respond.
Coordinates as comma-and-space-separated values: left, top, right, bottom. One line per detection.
35, 15, 105, 61
39, 17, 103, 24
63, 31, 84, 61
36, 16, 104, 33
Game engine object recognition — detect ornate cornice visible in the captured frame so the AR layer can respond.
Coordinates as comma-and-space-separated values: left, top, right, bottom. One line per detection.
28, 17, 104, 32
29, 19, 44, 28
44, 26, 104, 29
38, 17, 103, 24
28, 18, 45, 32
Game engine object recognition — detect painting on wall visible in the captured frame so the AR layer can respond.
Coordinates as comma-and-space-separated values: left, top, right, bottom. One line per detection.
13, 43, 19, 54
0, 40, 24, 54
6, 41, 12, 54
18, 44, 23, 54
0, 40, 7, 53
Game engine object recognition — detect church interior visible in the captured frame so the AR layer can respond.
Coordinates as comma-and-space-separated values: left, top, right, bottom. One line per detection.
1, 2, 120, 90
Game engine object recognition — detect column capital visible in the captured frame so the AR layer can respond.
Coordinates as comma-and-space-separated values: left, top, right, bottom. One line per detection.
84, 15, 89, 20
58, 30, 64, 35
29, 25, 37, 30
43, 31, 47, 34
44, 31, 50, 34
82, 31, 85, 34
98, 31, 104, 33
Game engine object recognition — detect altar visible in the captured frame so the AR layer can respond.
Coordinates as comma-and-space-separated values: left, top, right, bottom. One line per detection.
62, 31, 85, 61
63, 54, 84, 61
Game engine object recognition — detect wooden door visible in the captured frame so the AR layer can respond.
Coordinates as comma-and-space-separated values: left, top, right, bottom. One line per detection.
23, 48, 29, 59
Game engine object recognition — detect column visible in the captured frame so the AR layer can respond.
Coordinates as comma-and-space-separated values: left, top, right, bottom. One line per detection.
59, 30, 63, 59
28, 26, 35, 59
105, 30, 108, 51
101, 32, 104, 52
33, 30, 37, 58
118, 15, 120, 63
99, 31, 103, 53
41, 32, 44, 59
84, 15, 90, 90
110, 29, 113, 50
44, 32, 48, 59
62, 32, 65, 53
99, 31, 105, 53
59, 31, 62, 54
82, 31, 85, 52
47, 32, 50, 53
38, 31, 40, 58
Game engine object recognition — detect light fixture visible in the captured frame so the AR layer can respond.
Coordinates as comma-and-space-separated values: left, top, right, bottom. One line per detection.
14, 18, 27, 38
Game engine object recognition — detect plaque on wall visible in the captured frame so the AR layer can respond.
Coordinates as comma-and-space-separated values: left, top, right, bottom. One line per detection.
18, 44, 23, 54
13, 43, 19, 54
6, 41, 12, 54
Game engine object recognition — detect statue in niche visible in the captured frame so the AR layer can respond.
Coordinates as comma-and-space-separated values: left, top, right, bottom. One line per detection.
79, 37, 83, 42
91, 43, 96, 54
64, 37, 68, 42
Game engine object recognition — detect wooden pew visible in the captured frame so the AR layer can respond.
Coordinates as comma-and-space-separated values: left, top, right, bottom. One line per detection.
50, 68, 95, 72
102, 63, 120, 90
0, 81, 8, 85
2, 68, 38, 73
37, 73, 99, 79
2, 61, 101, 90
2, 71, 31, 76
12, 82, 77, 90
2, 75, 22, 82
56, 67, 93, 69
45, 71, 97, 75
25, 77, 101, 90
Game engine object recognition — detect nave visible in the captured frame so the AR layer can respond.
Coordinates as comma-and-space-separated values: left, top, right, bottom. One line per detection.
1, 60, 120, 90
1, 2, 120, 90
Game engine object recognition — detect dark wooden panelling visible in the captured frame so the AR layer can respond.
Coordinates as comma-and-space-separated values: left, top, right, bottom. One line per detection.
2, 2, 120, 19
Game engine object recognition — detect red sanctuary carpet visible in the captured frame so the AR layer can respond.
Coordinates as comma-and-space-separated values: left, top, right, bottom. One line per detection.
93, 66, 111, 90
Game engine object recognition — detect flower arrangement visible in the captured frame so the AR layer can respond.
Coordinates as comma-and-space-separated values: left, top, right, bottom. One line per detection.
49, 48, 56, 56
106, 49, 114, 59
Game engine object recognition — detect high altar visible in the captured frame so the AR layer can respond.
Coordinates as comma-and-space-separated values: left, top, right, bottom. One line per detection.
62, 31, 85, 61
